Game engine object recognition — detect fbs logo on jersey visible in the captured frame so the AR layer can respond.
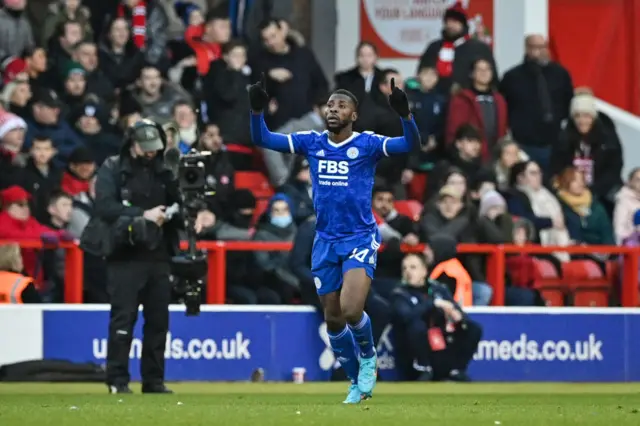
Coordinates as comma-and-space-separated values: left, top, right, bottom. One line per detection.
318, 160, 349, 187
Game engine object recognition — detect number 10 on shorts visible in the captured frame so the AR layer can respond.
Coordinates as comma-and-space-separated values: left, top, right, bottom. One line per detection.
349, 248, 375, 265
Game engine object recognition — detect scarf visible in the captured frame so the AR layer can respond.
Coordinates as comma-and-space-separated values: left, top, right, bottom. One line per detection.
557, 189, 592, 217
118, 1, 147, 49
517, 184, 571, 262
185, 25, 221, 75
436, 35, 470, 78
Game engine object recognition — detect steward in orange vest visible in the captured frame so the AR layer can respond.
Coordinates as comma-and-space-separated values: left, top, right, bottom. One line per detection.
0, 271, 39, 304
427, 234, 473, 307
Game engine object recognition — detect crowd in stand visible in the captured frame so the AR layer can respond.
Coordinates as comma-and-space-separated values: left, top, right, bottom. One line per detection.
0, 0, 635, 308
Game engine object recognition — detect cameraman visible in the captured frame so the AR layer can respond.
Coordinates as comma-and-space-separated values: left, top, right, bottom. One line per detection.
391, 253, 482, 382
90, 119, 214, 394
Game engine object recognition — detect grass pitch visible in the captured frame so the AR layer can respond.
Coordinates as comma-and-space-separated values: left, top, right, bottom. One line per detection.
0, 382, 638, 426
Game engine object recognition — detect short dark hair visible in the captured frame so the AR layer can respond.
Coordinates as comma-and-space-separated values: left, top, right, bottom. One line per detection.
171, 99, 195, 115
331, 89, 359, 108
381, 68, 400, 83
373, 185, 394, 196
454, 124, 481, 142
356, 41, 378, 56
508, 161, 533, 187
32, 135, 52, 145
48, 190, 72, 206
258, 18, 280, 32
205, 7, 230, 24
222, 39, 246, 55
57, 19, 82, 38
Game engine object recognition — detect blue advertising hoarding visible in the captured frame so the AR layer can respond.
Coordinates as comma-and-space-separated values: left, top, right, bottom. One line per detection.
40, 307, 640, 382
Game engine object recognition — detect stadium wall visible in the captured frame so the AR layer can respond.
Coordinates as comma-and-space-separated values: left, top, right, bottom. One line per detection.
2, 306, 640, 382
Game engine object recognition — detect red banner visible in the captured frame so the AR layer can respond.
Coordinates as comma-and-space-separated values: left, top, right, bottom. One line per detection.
360, 0, 494, 58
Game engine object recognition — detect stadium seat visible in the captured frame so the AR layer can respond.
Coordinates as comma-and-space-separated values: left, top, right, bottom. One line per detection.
253, 199, 269, 225
234, 171, 274, 199
394, 200, 423, 222
532, 258, 566, 306
562, 260, 611, 307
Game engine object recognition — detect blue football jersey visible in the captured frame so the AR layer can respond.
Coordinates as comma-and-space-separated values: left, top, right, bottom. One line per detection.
287, 130, 391, 241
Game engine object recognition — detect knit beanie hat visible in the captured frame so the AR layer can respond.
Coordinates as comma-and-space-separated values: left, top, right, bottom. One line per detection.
479, 189, 506, 217
0, 110, 27, 139
570, 93, 598, 118
444, 1, 468, 26
62, 61, 86, 80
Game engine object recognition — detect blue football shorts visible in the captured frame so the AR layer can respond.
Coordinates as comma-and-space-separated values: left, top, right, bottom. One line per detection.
311, 230, 381, 296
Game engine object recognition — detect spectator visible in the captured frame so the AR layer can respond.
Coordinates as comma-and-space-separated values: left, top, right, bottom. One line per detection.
614, 168, 640, 244
110, 0, 169, 68
23, 46, 49, 90
503, 216, 542, 306
41, 0, 92, 48
59, 61, 87, 114
499, 34, 573, 172
250, 18, 328, 129
67, 174, 94, 238
252, 193, 298, 304
446, 58, 507, 160
203, 40, 251, 148
0, 109, 27, 189
172, 100, 198, 154
60, 145, 95, 196
506, 161, 570, 262
72, 40, 114, 101
391, 252, 482, 381
262, 96, 327, 188
0, 242, 41, 303
620, 211, 640, 271
130, 63, 191, 124
98, 16, 145, 91
21, 135, 62, 221
372, 68, 409, 198
195, 122, 234, 215
405, 64, 446, 154
24, 88, 83, 165
555, 167, 614, 246
477, 189, 513, 243
492, 137, 529, 192
41, 190, 73, 301
48, 19, 84, 82
334, 41, 384, 131
70, 96, 121, 166
1, 56, 28, 85
431, 124, 484, 197
372, 185, 419, 280
0, 0, 34, 59
551, 90, 623, 210
417, 1, 496, 95
280, 157, 313, 225
468, 168, 497, 207
419, 185, 493, 305
166, 0, 206, 40
425, 166, 469, 206
0, 185, 66, 280
1, 79, 32, 117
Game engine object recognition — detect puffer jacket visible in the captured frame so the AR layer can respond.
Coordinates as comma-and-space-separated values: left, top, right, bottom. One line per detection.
613, 186, 640, 244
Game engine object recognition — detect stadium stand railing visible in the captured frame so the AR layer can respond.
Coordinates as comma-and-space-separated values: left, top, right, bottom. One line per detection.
2, 240, 638, 307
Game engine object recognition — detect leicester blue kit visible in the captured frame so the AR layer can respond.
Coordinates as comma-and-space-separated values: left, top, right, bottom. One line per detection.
250, 113, 419, 295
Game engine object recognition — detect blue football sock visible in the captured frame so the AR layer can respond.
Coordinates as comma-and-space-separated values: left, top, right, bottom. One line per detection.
349, 312, 375, 358
328, 326, 360, 384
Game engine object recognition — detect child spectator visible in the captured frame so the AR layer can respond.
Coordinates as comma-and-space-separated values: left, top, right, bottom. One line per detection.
504, 217, 541, 306
492, 137, 529, 192
61, 145, 95, 196
446, 58, 508, 161
613, 168, 640, 244
507, 161, 570, 262
21, 136, 62, 222
555, 166, 614, 245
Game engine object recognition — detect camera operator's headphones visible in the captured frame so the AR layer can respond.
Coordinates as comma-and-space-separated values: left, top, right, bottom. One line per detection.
126, 118, 168, 149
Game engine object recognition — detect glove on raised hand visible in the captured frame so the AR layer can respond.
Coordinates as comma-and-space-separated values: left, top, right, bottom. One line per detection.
248, 73, 269, 112
387, 77, 411, 118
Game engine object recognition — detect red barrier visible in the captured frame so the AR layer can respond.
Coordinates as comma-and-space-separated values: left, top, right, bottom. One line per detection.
3, 240, 639, 307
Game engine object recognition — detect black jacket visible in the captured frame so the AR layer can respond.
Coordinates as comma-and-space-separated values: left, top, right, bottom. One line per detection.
203, 59, 252, 145
20, 158, 63, 222
91, 149, 182, 262
202, 150, 235, 215
499, 60, 573, 148
0, 150, 26, 191
98, 41, 145, 90
391, 280, 465, 326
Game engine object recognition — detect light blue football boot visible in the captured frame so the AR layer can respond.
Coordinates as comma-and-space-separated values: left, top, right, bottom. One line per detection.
342, 384, 363, 404
357, 351, 377, 396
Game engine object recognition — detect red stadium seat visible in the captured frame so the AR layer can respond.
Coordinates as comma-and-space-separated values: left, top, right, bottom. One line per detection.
234, 171, 274, 199
394, 200, 423, 222
532, 258, 567, 306
562, 260, 611, 307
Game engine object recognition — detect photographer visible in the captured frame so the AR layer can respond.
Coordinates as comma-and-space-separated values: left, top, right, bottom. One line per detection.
391, 253, 482, 382
86, 119, 214, 394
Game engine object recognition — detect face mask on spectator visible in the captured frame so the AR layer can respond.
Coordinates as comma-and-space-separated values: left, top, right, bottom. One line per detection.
232, 212, 253, 228
271, 215, 292, 228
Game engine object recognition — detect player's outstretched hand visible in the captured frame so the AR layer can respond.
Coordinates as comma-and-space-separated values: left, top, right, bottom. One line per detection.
248, 73, 269, 112
388, 77, 411, 118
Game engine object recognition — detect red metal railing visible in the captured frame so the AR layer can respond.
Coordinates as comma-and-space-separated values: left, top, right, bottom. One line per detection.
2, 240, 639, 307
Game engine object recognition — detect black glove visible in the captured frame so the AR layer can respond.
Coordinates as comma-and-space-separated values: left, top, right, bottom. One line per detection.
248, 73, 269, 112
387, 77, 411, 118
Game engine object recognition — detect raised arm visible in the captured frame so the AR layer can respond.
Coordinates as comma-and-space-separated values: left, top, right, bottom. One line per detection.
382, 78, 422, 155
250, 112, 295, 153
